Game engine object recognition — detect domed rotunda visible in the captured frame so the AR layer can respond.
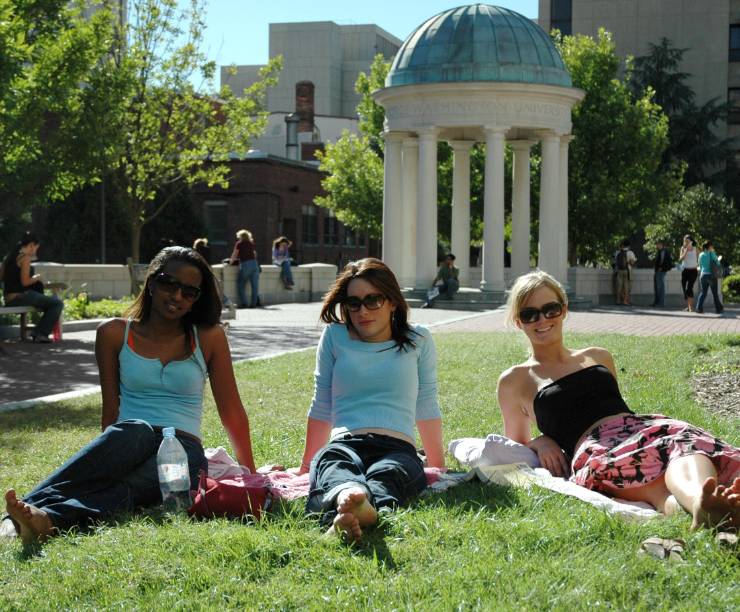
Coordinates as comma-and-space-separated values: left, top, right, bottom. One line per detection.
373, 4, 584, 290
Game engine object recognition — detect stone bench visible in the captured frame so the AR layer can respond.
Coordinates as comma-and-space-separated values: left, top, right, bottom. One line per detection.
0, 305, 37, 340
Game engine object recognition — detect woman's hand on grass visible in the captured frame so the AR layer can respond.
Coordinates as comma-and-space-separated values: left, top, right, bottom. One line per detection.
527, 435, 570, 477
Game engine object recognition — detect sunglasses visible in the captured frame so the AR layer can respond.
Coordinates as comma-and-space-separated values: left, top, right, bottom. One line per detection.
518, 301, 564, 324
343, 293, 386, 312
153, 272, 202, 301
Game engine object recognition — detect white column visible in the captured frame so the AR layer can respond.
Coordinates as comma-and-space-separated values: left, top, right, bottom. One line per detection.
415, 128, 438, 289
381, 132, 404, 274
400, 136, 418, 288
481, 127, 506, 292
510, 140, 533, 281
559, 135, 572, 285
449, 140, 474, 287
538, 133, 561, 279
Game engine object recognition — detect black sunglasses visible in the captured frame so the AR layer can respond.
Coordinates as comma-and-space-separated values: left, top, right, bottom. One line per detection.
153, 272, 202, 301
343, 293, 386, 312
518, 301, 564, 324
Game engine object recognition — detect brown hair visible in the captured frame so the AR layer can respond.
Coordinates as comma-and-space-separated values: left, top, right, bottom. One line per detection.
272, 236, 292, 249
320, 258, 416, 352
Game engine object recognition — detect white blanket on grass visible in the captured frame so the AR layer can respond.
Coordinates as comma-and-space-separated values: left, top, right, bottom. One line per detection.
448, 436, 660, 523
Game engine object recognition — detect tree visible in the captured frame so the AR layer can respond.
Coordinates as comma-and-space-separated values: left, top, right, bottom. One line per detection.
0, 0, 128, 250
629, 38, 736, 187
645, 184, 740, 265
109, 0, 280, 261
557, 29, 676, 264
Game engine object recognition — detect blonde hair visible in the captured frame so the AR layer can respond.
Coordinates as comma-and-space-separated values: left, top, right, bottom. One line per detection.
236, 229, 253, 242
505, 270, 567, 327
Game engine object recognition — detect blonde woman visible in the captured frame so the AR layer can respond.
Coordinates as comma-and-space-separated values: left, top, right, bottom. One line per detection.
229, 229, 260, 308
497, 270, 739, 530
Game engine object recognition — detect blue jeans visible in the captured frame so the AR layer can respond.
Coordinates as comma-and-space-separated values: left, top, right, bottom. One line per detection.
277, 260, 294, 286
6, 290, 63, 337
15, 420, 206, 531
237, 259, 260, 307
696, 274, 723, 313
653, 271, 666, 306
306, 434, 426, 526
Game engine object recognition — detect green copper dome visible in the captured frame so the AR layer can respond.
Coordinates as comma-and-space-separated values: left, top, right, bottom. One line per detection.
386, 4, 572, 88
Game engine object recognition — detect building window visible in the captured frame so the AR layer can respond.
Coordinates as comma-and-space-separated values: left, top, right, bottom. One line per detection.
204, 201, 227, 245
551, 0, 572, 36
302, 204, 318, 245
343, 227, 366, 247
730, 25, 740, 62
324, 212, 339, 245
729, 89, 740, 124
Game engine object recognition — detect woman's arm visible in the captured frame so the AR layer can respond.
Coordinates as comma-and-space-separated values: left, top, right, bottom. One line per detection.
229, 242, 239, 265
95, 319, 124, 430
203, 325, 256, 472
294, 417, 332, 474
18, 255, 41, 287
417, 418, 444, 468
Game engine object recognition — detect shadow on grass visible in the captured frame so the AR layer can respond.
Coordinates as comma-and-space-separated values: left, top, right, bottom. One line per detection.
0, 400, 99, 432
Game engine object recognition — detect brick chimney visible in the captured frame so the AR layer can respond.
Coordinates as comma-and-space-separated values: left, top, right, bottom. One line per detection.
295, 81, 315, 134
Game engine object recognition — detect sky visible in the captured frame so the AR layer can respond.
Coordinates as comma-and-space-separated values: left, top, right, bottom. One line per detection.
185, 1, 539, 69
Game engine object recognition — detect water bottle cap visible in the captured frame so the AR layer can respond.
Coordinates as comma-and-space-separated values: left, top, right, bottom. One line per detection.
162, 427, 176, 438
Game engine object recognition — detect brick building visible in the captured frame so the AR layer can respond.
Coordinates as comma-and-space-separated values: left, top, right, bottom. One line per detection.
191, 152, 373, 267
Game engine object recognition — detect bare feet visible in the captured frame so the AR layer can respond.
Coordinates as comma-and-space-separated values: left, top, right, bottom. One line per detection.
4, 490, 55, 545
336, 487, 378, 528
327, 512, 362, 544
691, 477, 740, 530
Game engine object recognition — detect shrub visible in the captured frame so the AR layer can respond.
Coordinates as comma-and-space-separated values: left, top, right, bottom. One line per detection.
63, 293, 133, 320
722, 273, 740, 303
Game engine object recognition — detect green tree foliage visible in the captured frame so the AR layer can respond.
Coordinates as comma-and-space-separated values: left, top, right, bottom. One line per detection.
645, 184, 740, 265
557, 29, 675, 264
0, 0, 129, 249
110, 0, 281, 261
629, 38, 736, 188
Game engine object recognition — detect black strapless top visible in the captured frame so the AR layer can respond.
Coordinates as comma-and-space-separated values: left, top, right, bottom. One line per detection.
533, 364, 634, 458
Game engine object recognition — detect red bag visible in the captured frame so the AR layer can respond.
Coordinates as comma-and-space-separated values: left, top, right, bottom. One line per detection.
188, 469, 271, 520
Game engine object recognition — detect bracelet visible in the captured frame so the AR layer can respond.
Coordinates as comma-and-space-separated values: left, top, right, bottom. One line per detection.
300, 461, 310, 471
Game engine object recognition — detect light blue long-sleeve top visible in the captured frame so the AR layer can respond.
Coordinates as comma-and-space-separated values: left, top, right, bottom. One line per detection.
698, 249, 720, 276
307, 323, 441, 441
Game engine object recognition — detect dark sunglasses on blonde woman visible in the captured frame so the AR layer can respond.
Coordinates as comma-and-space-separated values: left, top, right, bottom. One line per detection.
343, 293, 386, 312
154, 272, 201, 301
518, 301, 563, 324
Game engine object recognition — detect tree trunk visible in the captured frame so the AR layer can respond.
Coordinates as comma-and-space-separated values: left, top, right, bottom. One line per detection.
131, 219, 143, 264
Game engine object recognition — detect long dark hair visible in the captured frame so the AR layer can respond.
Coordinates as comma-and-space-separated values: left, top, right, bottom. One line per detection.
320, 257, 417, 352
3, 231, 39, 272
124, 246, 222, 347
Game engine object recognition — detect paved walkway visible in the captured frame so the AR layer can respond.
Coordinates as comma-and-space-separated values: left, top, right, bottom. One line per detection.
1, 303, 737, 408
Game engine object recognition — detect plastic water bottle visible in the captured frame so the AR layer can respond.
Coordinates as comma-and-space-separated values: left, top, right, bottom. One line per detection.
156, 427, 191, 513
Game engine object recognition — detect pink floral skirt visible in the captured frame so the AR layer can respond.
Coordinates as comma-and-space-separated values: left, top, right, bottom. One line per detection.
572, 414, 740, 491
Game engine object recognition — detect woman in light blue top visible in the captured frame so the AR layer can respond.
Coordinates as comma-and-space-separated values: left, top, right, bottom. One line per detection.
294, 258, 445, 543
2, 247, 256, 545
696, 240, 724, 314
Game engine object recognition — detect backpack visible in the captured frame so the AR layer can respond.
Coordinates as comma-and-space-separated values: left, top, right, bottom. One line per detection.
616, 250, 628, 271
188, 469, 271, 520
710, 257, 723, 280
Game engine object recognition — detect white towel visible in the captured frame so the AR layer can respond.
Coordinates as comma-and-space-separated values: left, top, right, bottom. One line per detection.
448, 434, 541, 468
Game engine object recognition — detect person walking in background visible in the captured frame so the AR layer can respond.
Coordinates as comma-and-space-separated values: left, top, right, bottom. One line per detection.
650, 239, 673, 308
695, 241, 724, 314
230, 229, 260, 309
679, 234, 699, 312
192, 238, 211, 264
1, 231, 63, 343
422, 254, 460, 308
272, 236, 294, 290
614, 239, 636, 306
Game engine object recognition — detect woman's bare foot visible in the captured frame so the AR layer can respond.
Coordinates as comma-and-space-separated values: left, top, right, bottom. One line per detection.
691, 477, 740, 530
4, 490, 55, 545
336, 487, 378, 528
327, 512, 362, 544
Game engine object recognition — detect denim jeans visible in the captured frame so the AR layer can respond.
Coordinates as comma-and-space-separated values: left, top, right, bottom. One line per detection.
306, 433, 426, 526
6, 290, 63, 337
653, 271, 666, 306
237, 259, 260, 307
696, 274, 723, 313
15, 420, 206, 531
277, 260, 294, 286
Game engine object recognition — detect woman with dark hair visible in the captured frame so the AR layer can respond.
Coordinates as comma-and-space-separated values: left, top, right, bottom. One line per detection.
2, 247, 256, 545
1, 231, 63, 343
679, 234, 699, 312
497, 270, 739, 531
695, 241, 724, 314
272, 236, 294, 289
294, 258, 445, 543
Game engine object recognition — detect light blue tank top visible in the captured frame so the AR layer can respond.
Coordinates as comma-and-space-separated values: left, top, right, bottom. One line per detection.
118, 319, 207, 439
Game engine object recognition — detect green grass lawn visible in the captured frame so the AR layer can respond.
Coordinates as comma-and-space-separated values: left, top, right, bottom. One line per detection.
1, 332, 739, 610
